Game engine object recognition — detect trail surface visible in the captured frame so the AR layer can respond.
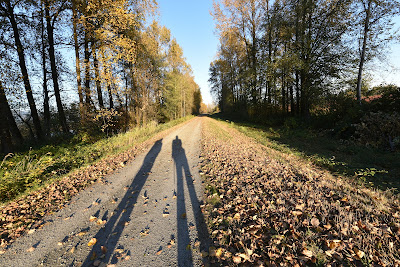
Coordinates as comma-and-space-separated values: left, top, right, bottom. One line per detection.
0, 117, 209, 267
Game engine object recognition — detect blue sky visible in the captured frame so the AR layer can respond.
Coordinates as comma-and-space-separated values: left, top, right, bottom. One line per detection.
157, 0, 218, 104
157, 1, 400, 104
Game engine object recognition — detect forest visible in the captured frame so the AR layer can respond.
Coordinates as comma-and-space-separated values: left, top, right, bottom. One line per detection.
209, 0, 400, 147
0, 0, 202, 154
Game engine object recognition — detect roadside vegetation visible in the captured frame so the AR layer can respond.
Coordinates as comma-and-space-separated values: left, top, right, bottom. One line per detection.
200, 117, 400, 266
0, 116, 193, 204
213, 114, 400, 195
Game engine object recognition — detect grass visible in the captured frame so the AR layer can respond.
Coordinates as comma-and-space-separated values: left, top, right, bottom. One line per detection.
0, 116, 193, 204
212, 116, 400, 195
201, 117, 400, 265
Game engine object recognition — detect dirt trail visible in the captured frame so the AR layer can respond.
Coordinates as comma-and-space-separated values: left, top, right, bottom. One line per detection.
0, 117, 209, 267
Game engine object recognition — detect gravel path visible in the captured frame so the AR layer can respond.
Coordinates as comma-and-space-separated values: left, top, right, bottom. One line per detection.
0, 117, 209, 267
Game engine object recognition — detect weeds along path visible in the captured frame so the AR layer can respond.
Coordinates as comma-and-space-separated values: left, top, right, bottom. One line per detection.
200, 117, 400, 266
0, 117, 210, 266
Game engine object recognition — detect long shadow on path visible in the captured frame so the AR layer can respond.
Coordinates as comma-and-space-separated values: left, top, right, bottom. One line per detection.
82, 139, 163, 266
172, 136, 210, 267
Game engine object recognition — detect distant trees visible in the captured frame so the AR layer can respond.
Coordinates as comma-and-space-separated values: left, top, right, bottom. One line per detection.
210, 0, 400, 119
354, 0, 400, 105
0, 0, 202, 153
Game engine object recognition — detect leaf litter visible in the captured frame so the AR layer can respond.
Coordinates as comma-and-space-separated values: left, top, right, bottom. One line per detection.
200, 118, 400, 266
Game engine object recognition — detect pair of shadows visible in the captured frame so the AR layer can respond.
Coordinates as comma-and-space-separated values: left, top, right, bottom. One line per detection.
82, 137, 210, 266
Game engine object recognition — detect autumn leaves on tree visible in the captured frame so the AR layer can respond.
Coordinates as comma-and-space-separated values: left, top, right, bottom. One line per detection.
210, 0, 400, 119
0, 0, 202, 153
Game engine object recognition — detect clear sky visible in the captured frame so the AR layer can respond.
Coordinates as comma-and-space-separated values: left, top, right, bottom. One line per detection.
157, 0, 218, 105
156, 1, 400, 105
371, 16, 400, 87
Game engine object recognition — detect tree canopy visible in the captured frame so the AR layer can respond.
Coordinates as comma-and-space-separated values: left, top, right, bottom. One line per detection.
0, 0, 202, 153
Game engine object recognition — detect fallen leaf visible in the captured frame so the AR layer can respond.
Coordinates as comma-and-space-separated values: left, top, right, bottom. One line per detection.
238, 253, 250, 261
354, 248, 364, 259
311, 217, 320, 227
101, 246, 107, 254
162, 211, 169, 217
89, 216, 97, 222
28, 229, 35, 234
326, 240, 341, 250
27, 246, 35, 252
233, 256, 242, 264
215, 247, 223, 258
88, 238, 97, 246
302, 248, 313, 258
292, 210, 303, 216
97, 219, 106, 225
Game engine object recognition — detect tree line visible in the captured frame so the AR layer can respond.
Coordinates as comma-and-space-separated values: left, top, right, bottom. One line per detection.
209, 0, 399, 120
0, 0, 202, 153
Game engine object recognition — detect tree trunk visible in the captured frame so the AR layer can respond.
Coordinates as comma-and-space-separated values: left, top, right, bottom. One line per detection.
356, 0, 371, 105
0, 120, 13, 154
108, 84, 114, 109
41, 5, 50, 135
6, 1, 43, 140
72, 0, 84, 119
93, 49, 104, 108
45, 0, 69, 134
84, 29, 91, 106
281, 71, 286, 113
100, 51, 114, 109
290, 85, 294, 115
0, 81, 23, 145
295, 71, 300, 114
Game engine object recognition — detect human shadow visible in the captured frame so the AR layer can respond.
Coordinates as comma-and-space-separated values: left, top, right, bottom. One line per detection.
82, 139, 163, 266
172, 136, 210, 266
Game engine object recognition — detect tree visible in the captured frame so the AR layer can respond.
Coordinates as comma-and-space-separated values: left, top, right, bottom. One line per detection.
212, 0, 265, 106
354, 0, 400, 105
44, 0, 69, 133
0, 81, 23, 152
0, 0, 44, 139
